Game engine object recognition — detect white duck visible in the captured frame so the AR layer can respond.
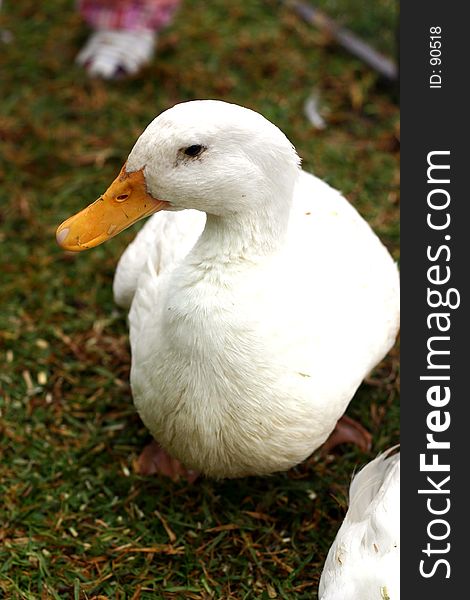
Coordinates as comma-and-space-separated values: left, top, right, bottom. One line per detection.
56, 100, 399, 479
319, 448, 400, 600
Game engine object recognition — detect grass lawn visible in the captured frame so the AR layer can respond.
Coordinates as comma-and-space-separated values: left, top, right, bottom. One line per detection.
0, 1, 399, 598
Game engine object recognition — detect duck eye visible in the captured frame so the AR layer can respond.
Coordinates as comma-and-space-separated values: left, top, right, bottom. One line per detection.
184, 144, 205, 157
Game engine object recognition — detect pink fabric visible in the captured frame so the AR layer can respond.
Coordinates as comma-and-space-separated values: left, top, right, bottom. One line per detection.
78, 0, 181, 31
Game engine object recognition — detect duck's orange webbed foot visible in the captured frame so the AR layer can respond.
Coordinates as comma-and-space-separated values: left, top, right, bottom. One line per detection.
321, 414, 372, 454
136, 440, 199, 483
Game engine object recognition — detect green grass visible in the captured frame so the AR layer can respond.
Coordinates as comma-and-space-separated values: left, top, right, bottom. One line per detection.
0, 0, 399, 597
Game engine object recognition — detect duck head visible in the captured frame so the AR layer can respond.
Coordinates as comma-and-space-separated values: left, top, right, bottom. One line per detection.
56, 100, 301, 251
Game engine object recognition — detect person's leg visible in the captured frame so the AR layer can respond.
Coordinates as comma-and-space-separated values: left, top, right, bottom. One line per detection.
76, 0, 181, 79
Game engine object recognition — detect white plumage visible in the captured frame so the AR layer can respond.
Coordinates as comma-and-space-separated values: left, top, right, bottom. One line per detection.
106, 100, 399, 478
319, 448, 400, 600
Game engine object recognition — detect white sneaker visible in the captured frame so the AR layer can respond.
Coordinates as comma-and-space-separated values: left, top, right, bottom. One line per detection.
76, 28, 156, 79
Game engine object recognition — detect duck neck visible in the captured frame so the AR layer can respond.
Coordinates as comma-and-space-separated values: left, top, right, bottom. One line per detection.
192, 201, 292, 264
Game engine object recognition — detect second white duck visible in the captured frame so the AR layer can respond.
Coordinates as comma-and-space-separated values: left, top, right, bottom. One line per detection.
319, 448, 400, 600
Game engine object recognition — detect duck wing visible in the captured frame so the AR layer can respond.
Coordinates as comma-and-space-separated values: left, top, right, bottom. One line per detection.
113, 209, 206, 309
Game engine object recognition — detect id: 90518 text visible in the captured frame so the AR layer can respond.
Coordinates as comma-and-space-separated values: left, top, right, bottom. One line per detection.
429, 26, 442, 89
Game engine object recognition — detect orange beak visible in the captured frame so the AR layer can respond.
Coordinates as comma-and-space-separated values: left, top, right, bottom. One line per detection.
56, 164, 169, 251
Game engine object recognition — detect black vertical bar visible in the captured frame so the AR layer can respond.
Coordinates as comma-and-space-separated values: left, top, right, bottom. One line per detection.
401, 3, 467, 596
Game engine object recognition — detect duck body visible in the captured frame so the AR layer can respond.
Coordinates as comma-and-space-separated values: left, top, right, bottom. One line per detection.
57, 100, 399, 478
319, 449, 400, 599
116, 161, 399, 477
